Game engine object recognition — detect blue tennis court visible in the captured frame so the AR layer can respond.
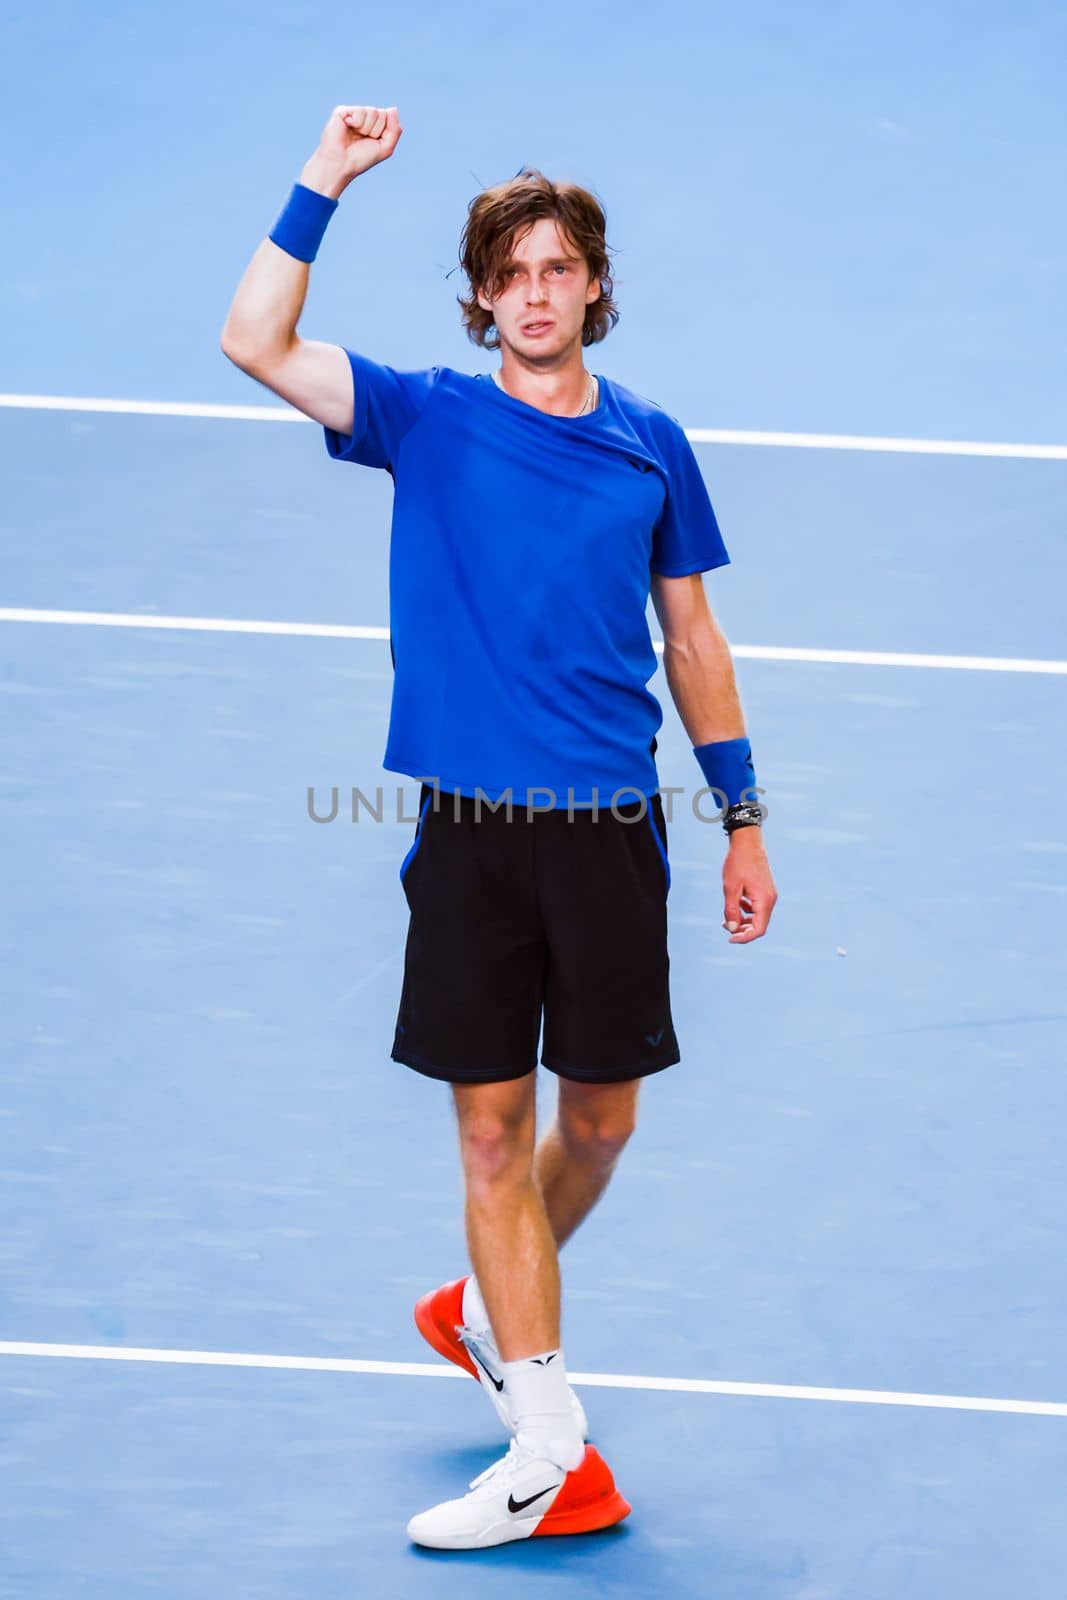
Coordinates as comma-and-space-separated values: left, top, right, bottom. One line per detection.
3, 4, 1066, 1596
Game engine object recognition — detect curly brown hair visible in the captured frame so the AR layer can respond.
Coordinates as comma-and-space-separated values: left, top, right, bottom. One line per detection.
456, 167, 619, 350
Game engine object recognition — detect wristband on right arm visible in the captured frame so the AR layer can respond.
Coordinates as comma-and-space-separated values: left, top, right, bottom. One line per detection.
268, 181, 339, 263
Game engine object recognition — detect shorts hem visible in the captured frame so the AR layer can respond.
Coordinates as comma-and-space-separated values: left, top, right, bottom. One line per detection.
391, 1046, 537, 1085
539, 1051, 681, 1085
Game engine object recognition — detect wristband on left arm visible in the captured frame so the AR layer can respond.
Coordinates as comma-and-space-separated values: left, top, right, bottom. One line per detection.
692, 737, 765, 831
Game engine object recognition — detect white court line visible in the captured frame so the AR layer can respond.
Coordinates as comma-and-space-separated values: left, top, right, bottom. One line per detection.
684, 427, 1067, 461
1, 607, 1065, 676
0, 607, 389, 641
1, 392, 1065, 461
1, 1340, 1064, 1418
0, 394, 303, 424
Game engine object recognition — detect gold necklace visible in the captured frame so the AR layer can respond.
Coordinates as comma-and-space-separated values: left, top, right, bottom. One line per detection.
492, 368, 596, 417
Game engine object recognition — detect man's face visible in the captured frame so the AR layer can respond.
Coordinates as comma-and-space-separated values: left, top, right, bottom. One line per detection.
476, 216, 601, 361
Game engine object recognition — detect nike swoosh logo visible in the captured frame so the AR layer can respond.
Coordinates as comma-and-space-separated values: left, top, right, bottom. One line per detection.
644, 1028, 665, 1046
508, 1483, 561, 1514
469, 1345, 505, 1392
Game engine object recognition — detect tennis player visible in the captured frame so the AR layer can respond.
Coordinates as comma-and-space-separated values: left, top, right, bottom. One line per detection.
221, 104, 778, 1551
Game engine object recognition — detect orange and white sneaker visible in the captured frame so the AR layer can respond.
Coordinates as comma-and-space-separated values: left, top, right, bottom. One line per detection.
414, 1277, 588, 1440
406, 1437, 631, 1550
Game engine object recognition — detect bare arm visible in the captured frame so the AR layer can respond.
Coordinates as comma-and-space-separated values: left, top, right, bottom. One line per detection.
650, 570, 778, 943
219, 105, 403, 433
649, 570, 746, 744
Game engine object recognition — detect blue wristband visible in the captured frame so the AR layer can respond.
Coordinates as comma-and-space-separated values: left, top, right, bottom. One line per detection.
269, 181, 339, 263
693, 737, 758, 810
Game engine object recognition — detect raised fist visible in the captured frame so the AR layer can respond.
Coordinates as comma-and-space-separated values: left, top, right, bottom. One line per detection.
316, 104, 403, 181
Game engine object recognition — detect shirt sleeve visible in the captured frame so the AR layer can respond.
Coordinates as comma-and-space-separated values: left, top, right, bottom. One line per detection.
323, 348, 439, 472
649, 419, 731, 577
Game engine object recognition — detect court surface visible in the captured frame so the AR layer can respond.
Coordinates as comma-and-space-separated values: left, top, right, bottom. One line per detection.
3, 4, 1067, 1596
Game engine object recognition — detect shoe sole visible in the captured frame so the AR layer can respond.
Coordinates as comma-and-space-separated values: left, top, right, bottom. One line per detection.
414, 1280, 591, 1441
409, 1494, 631, 1550
413, 1279, 479, 1382
414, 1281, 516, 1432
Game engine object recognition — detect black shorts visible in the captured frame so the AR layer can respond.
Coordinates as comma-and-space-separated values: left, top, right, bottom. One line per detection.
390, 782, 680, 1086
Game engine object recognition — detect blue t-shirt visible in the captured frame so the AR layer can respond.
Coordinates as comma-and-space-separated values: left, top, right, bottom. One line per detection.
324, 353, 729, 807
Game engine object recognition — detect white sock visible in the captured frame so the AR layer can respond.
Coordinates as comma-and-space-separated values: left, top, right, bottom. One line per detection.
499, 1348, 584, 1472
461, 1274, 491, 1335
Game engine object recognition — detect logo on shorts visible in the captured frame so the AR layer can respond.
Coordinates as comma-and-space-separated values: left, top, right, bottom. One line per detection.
644, 1028, 665, 1047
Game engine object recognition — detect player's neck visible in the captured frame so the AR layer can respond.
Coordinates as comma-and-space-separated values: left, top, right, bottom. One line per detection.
495, 350, 593, 418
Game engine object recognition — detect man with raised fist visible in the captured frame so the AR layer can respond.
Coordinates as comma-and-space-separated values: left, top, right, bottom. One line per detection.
221, 104, 777, 1551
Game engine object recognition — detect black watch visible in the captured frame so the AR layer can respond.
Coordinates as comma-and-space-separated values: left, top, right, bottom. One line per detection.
723, 801, 764, 834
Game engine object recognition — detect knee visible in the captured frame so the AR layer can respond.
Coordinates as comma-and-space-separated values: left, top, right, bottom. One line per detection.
458, 1109, 532, 1193
559, 1101, 637, 1169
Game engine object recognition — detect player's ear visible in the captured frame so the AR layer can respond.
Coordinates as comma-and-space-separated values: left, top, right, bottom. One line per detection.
585, 272, 602, 306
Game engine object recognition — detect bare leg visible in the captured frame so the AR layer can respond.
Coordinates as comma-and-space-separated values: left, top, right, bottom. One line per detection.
451, 1073, 559, 1362
534, 1077, 640, 1248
